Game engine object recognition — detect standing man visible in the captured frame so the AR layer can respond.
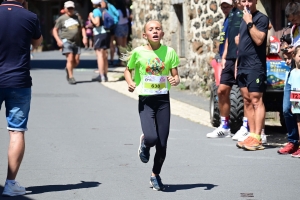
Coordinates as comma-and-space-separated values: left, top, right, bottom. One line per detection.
52, 1, 87, 85
0, 0, 42, 196
236, 0, 269, 151
278, 2, 300, 155
207, 0, 243, 138
219, 0, 233, 59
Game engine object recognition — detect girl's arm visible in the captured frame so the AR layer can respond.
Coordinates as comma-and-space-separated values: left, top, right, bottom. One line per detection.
168, 68, 180, 86
124, 67, 136, 92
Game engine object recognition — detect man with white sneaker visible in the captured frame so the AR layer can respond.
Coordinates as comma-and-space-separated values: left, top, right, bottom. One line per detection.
207, 0, 245, 138
0, 0, 42, 196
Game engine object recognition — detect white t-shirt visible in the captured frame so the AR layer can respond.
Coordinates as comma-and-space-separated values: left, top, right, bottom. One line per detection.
117, 9, 129, 25
288, 68, 300, 90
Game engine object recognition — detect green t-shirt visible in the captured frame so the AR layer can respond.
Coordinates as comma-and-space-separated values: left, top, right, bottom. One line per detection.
127, 45, 180, 92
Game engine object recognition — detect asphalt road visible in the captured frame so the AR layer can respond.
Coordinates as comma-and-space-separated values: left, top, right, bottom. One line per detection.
0, 51, 299, 200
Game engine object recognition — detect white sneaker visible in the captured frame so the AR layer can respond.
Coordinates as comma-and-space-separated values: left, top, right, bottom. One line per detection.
261, 134, 267, 144
2, 181, 26, 196
238, 131, 250, 142
232, 126, 248, 141
206, 126, 231, 138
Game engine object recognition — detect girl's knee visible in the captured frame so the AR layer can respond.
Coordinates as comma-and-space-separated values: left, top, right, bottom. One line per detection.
144, 135, 157, 147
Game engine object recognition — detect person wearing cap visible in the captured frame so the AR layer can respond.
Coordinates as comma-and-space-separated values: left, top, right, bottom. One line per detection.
52, 1, 87, 85
90, 0, 115, 82
219, 0, 233, 59
207, 0, 244, 139
107, 0, 119, 66
102, 0, 119, 66
0, 0, 43, 196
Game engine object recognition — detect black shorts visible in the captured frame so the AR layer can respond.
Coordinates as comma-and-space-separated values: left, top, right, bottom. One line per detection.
220, 59, 236, 86
94, 33, 110, 50
237, 69, 266, 93
110, 24, 117, 35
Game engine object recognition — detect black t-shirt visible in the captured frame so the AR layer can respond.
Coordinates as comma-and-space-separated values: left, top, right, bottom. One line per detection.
0, 1, 42, 88
237, 11, 269, 70
226, 8, 243, 59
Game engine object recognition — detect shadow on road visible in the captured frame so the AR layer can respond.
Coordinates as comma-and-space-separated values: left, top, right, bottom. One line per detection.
163, 183, 218, 192
265, 125, 287, 145
25, 181, 101, 195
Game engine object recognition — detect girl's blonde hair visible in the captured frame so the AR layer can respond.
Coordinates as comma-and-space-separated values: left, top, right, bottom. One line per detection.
121, 20, 163, 62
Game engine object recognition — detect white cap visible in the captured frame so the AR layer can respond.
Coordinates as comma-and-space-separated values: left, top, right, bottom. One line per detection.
64, 1, 75, 8
220, 0, 233, 5
91, 0, 102, 4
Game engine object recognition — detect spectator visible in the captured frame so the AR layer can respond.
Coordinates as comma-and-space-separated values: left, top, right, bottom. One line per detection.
90, 0, 111, 82
235, 0, 269, 151
278, 1, 300, 155
0, 0, 42, 196
115, 0, 130, 65
52, 1, 87, 85
85, 16, 94, 50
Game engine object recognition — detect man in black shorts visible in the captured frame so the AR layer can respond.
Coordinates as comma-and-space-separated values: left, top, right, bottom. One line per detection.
235, 0, 269, 151
207, 0, 243, 138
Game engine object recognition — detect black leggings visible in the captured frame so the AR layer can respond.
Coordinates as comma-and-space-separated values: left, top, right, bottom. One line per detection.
138, 93, 170, 175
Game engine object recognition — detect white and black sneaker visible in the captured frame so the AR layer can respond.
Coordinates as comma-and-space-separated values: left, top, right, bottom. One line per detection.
138, 134, 150, 163
232, 126, 248, 141
150, 175, 165, 191
206, 126, 231, 138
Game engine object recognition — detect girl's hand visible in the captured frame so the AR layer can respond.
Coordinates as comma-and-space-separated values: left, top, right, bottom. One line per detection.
168, 76, 178, 86
128, 82, 136, 92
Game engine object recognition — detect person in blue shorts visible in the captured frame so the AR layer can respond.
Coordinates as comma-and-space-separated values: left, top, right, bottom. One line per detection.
0, 0, 43, 196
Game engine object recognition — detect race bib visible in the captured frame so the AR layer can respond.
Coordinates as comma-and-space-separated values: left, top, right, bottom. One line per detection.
290, 91, 300, 114
140, 75, 168, 95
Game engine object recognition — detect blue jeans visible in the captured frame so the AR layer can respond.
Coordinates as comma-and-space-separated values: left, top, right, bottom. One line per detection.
0, 88, 31, 131
283, 80, 299, 144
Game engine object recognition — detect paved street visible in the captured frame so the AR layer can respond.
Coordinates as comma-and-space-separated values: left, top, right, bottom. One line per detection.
0, 51, 299, 200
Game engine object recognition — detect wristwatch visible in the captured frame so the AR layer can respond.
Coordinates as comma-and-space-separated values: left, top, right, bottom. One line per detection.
247, 22, 254, 29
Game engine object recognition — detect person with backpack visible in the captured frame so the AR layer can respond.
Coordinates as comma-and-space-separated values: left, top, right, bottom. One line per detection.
104, 0, 119, 66
90, 0, 112, 82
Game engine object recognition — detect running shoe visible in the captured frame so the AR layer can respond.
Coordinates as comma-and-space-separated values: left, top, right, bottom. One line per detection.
232, 126, 248, 141
138, 134, 150, 163
242, 136, 265, 151
104, 74, 108, 82
261, 134, 267, 144
206, 126, 231, 138
278, 142, 299, 154
2, 181, 26, 196
68, 77, 76, 85
291, 148, 300, 158
91, 75, 102, 82
150, 175, 165, 191
237, 131, 250, 142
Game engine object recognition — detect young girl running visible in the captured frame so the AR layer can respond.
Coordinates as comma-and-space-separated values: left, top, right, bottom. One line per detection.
288, 45, 300, 157
124, 20, 180, 191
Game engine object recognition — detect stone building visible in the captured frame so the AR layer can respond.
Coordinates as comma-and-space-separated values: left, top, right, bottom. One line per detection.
131, 0, 292, 95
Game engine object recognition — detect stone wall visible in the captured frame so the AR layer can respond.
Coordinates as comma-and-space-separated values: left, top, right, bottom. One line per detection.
131, 0, 274, 96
